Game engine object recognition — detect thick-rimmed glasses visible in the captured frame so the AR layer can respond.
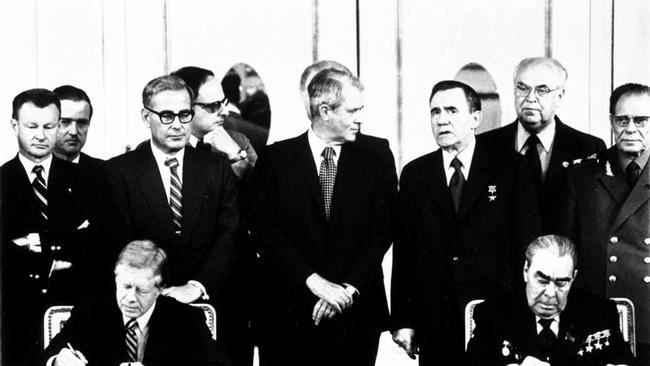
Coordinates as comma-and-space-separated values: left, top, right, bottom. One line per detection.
194, 97, 229, 114
612, 115, 650, 128
144, 106, 194, 124
515, 82, 562, 98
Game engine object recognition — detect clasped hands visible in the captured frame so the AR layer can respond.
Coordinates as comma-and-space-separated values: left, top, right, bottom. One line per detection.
306, 273, 355, 326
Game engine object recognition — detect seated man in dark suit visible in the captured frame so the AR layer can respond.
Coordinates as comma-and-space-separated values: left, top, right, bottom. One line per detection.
42, 239, 229, 366
466, 235, 635, 366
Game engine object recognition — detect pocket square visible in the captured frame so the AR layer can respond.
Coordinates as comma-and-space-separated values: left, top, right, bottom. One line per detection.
77, 220, 90, 229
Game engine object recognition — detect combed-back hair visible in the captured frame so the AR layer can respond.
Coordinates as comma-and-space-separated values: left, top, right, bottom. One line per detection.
429, 80, 482, 113
308, 69, 363, 119
171, 66, 214, 102
609, 83, 650, 115
142, 74, 194, 108
299, 60, 352, 93
115, 240, 169, 288
513, 57, 568, 86
525, 235, 578, 269
12, 88, 61, 119
53, 85, 94, 119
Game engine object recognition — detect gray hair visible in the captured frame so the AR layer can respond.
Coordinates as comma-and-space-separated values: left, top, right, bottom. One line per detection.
115, 240, 168, 287
525, 235, 578, 269
142, 75, 193, 108
308, 69, 363, 119
513, 57, 568, 87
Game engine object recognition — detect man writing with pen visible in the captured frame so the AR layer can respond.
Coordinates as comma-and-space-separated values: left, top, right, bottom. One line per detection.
41, 240, 230, 366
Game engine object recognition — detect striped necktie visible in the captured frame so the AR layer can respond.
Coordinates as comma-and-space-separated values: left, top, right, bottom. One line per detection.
165, 157, 182, 235
32, 165, 48, 221
319, 147, 337, 221
125, 318, 138, 362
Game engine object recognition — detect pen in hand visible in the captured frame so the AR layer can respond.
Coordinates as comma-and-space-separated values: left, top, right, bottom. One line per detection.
66, 342, 88, 365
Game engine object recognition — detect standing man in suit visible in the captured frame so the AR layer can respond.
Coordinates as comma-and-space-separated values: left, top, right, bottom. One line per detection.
250, 69, 393, 366
52, 85, 107, 291
42, 239, 229, 366
1, 88, 86, 365
104, 74, 238, 311
560, 83, 650, 364
480, 57, 605, 233
390, 80, 541, 364
466, 235, 635, 366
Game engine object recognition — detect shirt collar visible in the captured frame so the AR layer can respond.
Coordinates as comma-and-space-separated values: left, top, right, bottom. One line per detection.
618, 146, 650, 172
123, 301, 157, 330
150, 140, 185, 169
441, 137, 476, 173
188, 134, 199, 148
307, 128, 341, 165
516, 119, 556, 153
535, 314, 560, 333
18, 153, 53, 180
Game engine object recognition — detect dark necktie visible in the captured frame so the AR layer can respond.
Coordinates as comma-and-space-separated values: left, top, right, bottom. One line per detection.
125, 318, 138, 362
524, 134, 543, 189
196, 138, 210, 152
165, 157, 183, 235
625, 161, 641, 189
449, 157, 465, 213
319, 147, 337, 221
32, 165, 48, 221
538, 318, 556, 361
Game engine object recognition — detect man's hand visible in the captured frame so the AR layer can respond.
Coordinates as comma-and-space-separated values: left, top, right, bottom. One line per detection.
305, 273, 353, 313
204, 126, 241, 160
518, 356, 550, 366
312, 299, 340, 325
54, 348, 87, 366
162, 283, 202, 303
392, 328, 418, 359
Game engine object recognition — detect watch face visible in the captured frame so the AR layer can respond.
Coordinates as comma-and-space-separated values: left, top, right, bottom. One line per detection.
239, 150, 248, 159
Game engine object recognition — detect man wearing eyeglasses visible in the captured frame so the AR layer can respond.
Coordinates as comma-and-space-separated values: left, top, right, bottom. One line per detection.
480, 57, 605, 233
560, 83, 650, 364
104, 75, 238, 314
467, 235, 635, 366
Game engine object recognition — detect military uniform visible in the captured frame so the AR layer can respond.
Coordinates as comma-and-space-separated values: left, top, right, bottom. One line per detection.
560, 147, 650, 363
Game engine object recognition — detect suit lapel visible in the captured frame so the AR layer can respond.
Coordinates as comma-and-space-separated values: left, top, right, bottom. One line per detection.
330, 144, 358, 225
544, 120, 571, 191
611, 158, 650, 231
510, 297, 540, 358
424, 150, 455, 223
293, 134, 326, 220
456, 141, 491, 222
598, 150, 628, 206
180, 147, 204, 241
135, 145, 174, 235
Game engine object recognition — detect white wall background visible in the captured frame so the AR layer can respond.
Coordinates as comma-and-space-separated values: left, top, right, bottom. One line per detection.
1, 1, 649, 364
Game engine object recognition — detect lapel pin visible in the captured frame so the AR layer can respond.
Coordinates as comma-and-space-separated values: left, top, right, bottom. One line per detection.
488, 185, 497, 202
562, 161, 569, 168
605, 161, 613, 177
501, 340, 511, 357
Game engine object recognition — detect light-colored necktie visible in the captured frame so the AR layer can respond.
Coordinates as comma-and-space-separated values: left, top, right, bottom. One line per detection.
165, 157, 182, 235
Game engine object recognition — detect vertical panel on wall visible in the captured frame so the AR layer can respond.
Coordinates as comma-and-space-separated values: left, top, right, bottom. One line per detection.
613, 0, 650, 86
166, 0, 314, 144
0, 0, 39, 163
316, 0, 357, 74
36, 0, 106, 157
399, 0, 545, 165
552, 0, 613, 145
357, 0, 399, 158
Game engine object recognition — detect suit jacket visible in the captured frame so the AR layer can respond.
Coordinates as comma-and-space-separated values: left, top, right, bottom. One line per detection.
1, 154, 88, 364
249, 132, 393, 364
479, 116, 606, 233
42, 295, 229, 366
390, 135, 541, 357
466, 290, 636, 366
223, 111, 269, 154
103, 143, 239, 300
560, 147, 650, 353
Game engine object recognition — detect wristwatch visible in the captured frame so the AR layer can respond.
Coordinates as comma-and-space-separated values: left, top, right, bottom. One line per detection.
229, 149, 248, 163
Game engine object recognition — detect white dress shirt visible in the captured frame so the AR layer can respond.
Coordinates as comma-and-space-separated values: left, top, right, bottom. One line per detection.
535, 315, 559, 337
149, 141, 185, 204
441, 137, 476, 186
307, 128, 341, 175
19, 153, 52, 186
122, 303, 156, 363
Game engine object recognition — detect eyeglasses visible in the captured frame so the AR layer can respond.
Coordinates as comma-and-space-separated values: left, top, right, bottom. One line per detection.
515, 82, 562, 98
144, 106, 194, 124
194, 98, 229, 114
612, 115, 650, 128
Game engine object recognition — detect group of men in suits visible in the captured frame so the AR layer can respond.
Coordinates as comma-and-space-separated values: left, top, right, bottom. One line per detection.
2, 54, 649, 366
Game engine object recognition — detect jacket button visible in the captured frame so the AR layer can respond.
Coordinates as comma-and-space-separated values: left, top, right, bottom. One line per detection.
609, 275, 617, 282
610, 237, 618, 244
34, 274, 40, 279
41, 289, 47, 294
452, 257, 459, 262
645, 238, 650, 245
50, 246, 56, 251
645, 276, 650, 284
645, 257, 650, 264
610, 256, 618, 263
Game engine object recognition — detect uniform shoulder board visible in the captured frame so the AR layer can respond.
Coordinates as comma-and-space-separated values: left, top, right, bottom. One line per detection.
562, 153, 599, 168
